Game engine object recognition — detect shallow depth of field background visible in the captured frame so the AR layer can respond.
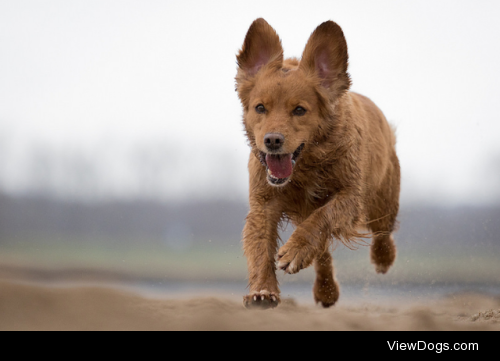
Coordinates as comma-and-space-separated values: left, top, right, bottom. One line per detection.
0, 1, 499, 300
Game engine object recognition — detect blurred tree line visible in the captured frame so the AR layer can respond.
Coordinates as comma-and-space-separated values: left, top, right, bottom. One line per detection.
0, 192, 499, 252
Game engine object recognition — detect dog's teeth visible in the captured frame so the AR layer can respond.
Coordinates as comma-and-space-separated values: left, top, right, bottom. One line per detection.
292, 160, 296, 167
267, 169, 278, 180
254, 296, 257, 301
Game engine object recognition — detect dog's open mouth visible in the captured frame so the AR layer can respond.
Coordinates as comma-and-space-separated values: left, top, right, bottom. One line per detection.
259, 144, 305, 186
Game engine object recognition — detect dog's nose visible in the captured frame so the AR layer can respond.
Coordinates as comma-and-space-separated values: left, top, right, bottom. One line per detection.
264, 133, 285, 151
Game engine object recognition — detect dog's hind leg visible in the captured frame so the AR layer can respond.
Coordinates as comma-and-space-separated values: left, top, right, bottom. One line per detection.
313, 250, 340, 308
369, 153, 400, 274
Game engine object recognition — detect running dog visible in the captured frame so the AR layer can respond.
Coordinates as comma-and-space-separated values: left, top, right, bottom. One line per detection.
235, 19, 400, 309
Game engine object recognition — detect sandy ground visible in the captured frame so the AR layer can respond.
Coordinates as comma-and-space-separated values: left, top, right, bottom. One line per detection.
1, 280, 499, 331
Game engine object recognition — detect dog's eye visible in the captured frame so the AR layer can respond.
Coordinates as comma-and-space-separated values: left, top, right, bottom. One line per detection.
293, 106, 307, 116
255, 104, 266, 114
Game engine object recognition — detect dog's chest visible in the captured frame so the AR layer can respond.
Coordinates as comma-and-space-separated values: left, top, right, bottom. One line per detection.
280, 186, 334, 223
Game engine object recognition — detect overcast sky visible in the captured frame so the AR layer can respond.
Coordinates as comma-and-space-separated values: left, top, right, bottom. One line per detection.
1, 0, 499, 205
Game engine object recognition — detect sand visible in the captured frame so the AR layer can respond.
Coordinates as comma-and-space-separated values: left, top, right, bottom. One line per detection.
0, 280, 499, 331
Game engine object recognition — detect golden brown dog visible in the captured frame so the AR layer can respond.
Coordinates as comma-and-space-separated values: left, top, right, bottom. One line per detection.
236, 19, 400, 309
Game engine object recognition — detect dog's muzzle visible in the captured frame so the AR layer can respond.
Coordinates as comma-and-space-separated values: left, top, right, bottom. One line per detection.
259, 143, 305, 186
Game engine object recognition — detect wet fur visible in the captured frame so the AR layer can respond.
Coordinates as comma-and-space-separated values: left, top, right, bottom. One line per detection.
237, 19, 400, 309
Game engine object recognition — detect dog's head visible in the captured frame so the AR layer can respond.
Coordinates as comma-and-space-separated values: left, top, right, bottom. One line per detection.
236, 19, 351, 187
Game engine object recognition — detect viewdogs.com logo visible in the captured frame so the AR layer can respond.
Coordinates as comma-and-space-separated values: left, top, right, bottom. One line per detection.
388, 341, 478, 353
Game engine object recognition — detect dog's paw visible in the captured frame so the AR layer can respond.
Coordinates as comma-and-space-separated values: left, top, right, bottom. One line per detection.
374, 263, 393, 274
243, 290, 280, 310
370, 235, 396, 274
277, 242, 316, 275
313, 277, 340, 308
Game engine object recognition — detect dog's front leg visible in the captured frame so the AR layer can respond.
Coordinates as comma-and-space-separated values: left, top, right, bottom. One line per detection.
277, 191, 364, 274
242, 199, 282, 309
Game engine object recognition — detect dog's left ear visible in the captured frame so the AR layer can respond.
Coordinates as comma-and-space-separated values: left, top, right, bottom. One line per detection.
300, 21, 351, 96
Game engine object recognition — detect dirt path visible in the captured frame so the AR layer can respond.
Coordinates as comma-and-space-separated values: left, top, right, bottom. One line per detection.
0, 280, 499, 331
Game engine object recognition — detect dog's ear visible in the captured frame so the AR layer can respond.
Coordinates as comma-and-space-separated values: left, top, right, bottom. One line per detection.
300, 21, 351, 95
236, 18, 283, 78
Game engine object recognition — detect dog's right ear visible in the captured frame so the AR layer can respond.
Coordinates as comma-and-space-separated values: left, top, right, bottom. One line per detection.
236, 18, 283, 79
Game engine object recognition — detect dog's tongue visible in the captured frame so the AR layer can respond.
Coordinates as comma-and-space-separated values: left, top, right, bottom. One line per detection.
266, 154, 293, 179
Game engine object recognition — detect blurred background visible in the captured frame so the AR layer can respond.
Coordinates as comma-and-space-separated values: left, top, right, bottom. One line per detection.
1, 0, 499, 302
